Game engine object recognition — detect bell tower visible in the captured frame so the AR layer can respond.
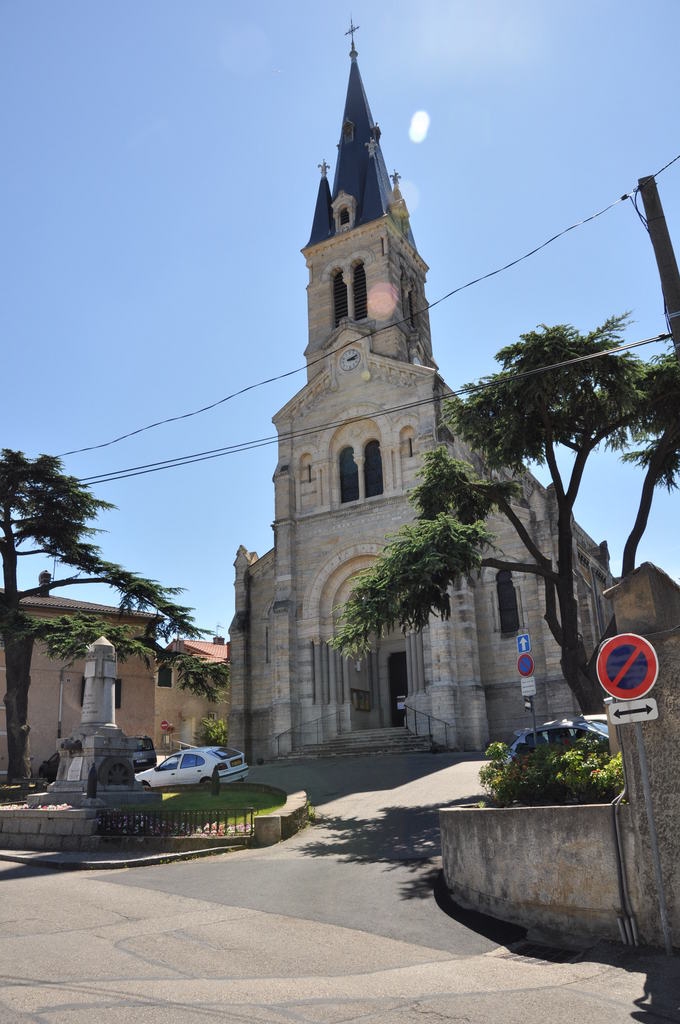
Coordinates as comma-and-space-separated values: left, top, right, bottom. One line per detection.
301, 31, 436, 382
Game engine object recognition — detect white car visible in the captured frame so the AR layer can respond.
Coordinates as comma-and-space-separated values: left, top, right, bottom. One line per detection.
135, 746, 248, 788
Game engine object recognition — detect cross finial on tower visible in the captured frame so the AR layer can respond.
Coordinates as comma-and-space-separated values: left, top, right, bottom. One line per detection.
318, 159, 330, 179
345, 18, 359, 60
391, 170, 401, 188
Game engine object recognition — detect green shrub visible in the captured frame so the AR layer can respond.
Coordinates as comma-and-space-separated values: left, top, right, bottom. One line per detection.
198, 717, 229, 747
479, 738, 623, 807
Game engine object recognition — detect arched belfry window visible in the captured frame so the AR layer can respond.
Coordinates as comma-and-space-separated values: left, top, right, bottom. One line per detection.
339, 207, 350, 226
496, 570, 520, 634
364, 440, 383, 498
333, 270, 348, 327
353, 262, 367, 320
339, 446, 359, 503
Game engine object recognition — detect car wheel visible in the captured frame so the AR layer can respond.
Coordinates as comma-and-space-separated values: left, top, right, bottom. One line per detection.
141, 781, 151, 788
199, 777, 212, 785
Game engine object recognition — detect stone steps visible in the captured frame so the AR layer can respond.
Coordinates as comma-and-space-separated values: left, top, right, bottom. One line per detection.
279, 726, 432, 759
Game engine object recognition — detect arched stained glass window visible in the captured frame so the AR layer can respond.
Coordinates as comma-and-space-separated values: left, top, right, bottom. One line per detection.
496, 570, 519, 634
339, 446, 359, 503
364, 440, 383, 497
333, 270, 348, 326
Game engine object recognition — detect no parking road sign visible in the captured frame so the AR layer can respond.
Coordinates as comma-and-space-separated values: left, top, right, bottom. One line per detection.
517, 653, 535, 677
596, 633, 659, 701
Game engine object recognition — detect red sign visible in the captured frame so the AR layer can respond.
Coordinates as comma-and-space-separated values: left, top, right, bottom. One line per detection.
596, 633, 659, 701
517, 653, 535, 677
160, 720, 170, 731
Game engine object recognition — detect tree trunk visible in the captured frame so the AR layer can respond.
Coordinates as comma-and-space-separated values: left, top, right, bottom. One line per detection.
555, 506, 605, 714
3, 634, 35, 781
560, 642, 605, 713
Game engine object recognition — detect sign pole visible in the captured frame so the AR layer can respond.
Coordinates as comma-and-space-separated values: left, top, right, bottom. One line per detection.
634, 721, 673, 955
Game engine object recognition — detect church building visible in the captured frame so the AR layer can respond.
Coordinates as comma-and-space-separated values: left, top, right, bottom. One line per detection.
229, 39, 611, 762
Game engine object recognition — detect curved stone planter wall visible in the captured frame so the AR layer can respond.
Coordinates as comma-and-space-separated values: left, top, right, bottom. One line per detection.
440, 803, 640, 943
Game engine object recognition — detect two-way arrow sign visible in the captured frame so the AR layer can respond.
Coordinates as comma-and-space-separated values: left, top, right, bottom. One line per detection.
607, 697, 659, 726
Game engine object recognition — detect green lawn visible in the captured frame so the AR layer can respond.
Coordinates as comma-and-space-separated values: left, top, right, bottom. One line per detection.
127, 786, 286, 815
0, 783, 286, 816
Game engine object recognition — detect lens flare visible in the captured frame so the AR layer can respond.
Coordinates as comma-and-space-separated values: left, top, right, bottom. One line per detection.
409, 110, 430, 144
368, 282, 399, 320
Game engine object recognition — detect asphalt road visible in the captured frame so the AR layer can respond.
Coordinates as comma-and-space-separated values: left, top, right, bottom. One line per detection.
0, 752, 678, 1022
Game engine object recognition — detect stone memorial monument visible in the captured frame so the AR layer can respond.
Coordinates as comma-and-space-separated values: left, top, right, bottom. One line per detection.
31, 636, 158, 807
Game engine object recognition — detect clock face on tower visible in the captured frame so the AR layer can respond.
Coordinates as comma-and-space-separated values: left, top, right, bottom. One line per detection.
339, 348, 361, 371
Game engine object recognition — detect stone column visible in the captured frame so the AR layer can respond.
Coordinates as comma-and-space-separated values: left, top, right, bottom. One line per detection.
327, 642, 338, 704
356, 455, 366, 500
313, 641, 322, 705
81, 636, 117, 730
415, 632, 425, 694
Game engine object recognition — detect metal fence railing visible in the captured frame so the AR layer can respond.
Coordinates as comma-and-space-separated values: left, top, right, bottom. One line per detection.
404, 704, 456, 750
96, 806, 254, 840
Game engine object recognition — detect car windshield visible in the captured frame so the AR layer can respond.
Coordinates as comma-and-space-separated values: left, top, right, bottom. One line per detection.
586, 721, 609, 736
212, 748, 241, 759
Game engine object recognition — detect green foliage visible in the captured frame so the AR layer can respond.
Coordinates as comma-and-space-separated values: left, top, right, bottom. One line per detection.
622, 351, 680, 488
410, 449, 519, 523
0, 448, 220, 779
479, 739, 623, 807
331, 514, 492, 657
167, 654, 230, 702
445, 315, 642, 473
199, 716, 230, 747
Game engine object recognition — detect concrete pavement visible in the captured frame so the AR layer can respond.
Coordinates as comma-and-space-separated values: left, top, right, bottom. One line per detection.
0, 752, 678, 1022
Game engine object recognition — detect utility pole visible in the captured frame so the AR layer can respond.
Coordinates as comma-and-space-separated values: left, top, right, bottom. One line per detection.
637, 176, 680, 361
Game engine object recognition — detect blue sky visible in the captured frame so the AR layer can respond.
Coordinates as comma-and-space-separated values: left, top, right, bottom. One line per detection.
2, 1, 679, 637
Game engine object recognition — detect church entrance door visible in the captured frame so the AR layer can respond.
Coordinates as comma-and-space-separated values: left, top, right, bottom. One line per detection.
388, 652, 408, 727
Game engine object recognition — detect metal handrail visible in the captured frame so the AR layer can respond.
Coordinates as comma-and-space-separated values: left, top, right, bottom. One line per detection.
403, 704, 456, 750
273, 709, 345, 756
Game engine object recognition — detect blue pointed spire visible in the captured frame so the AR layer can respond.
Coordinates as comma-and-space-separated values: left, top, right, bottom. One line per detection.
306, 45, 416, 248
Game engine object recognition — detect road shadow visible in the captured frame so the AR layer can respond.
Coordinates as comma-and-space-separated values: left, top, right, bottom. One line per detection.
579, 943, 680, 1023
249, 751, 485, 807
298, 795, 479, 868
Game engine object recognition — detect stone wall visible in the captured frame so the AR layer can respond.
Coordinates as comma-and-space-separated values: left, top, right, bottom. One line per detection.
440, 803, 637, 942
604, 563, 680, 947
440, 563, 680, 949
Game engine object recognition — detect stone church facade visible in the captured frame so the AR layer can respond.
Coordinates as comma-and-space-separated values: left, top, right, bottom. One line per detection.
229, 44, 611, 763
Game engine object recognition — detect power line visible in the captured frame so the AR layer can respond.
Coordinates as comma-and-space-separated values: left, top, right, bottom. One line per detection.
60, 151, 680, 460
80, 331, 670, 487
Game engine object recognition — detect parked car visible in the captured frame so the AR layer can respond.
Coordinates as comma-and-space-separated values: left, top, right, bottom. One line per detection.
38, 751, 60, 782
508, 716, 609, 759
135, 746, 249, 788
133, 735, 157, 772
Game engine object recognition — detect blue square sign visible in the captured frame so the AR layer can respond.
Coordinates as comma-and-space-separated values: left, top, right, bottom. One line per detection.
516, 633, 531, 654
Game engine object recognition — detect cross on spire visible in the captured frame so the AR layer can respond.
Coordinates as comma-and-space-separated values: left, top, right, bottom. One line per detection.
345, 18, 359, 59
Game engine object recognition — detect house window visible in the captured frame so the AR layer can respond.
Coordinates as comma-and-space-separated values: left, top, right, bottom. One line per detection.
157, 666, 172, 688
496, 571, 520, 634
353, 262, 367, 320
364, 440, 383, 497
333, 270, 348, 326
339, 446, 359, 503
